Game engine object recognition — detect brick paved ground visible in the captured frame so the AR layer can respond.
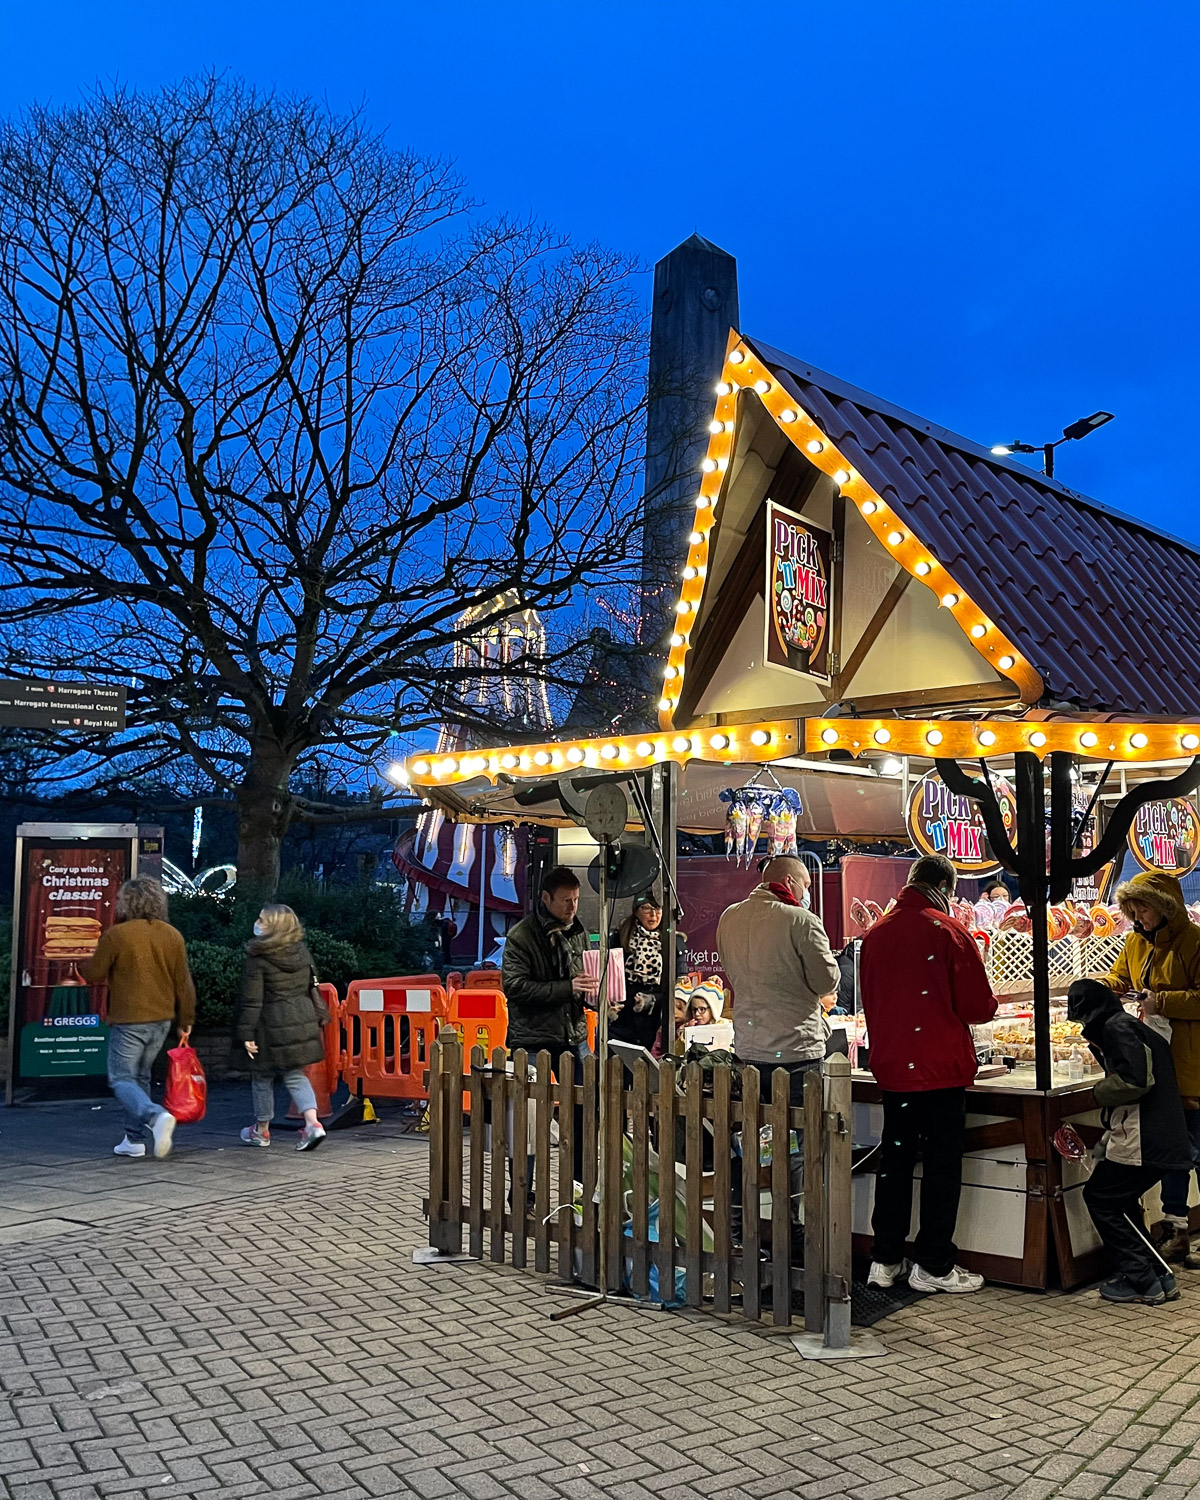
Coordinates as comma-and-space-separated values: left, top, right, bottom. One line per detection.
3, 1090, 1200, 1499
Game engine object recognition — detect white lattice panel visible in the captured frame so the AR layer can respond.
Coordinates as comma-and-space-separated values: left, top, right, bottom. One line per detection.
984, 930, 1126, 995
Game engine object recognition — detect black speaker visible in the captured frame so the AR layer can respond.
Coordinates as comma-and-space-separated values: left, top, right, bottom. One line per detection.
586, 842, 661, 898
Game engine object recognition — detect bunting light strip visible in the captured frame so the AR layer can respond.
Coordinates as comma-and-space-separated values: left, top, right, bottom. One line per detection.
395, 718, 800, 788
807, 718, 1200, 764
658, 334, 1044, 732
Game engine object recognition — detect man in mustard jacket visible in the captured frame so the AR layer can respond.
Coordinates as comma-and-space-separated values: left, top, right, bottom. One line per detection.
1108, 870, 1200, 1263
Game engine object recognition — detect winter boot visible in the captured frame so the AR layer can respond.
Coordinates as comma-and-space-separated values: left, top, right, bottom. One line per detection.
1160, 1217, 1191, 1263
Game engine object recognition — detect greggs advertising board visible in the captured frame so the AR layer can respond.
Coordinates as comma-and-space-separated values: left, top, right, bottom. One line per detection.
6, 823, 163, 1098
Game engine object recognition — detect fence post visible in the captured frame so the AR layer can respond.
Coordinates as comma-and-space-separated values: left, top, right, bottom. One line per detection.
824, 1053, 853, 1350
803, 1066, 825, 1335
427, 1038, 447, 1251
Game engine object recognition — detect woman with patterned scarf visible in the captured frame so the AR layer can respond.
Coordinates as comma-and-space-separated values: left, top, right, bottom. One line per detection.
609, 894, 680, 1050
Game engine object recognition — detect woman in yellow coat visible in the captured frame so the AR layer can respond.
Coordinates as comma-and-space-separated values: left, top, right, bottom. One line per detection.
1108, 870, 1200, 1262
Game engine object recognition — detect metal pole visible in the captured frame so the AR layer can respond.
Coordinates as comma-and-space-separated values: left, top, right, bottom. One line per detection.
476, 825, 488, 967
663, 761, 679, 1052
596, 844, 611, 1295
1044, 442, 1055, 479
1015, 753, 1052, 1092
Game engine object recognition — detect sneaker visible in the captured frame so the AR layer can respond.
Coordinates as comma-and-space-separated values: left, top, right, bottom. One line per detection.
296, 1123, 326, 1152
1160, 1272, 1181, 1302
1183, 1248, 1200, 1271
150, 1111, 176, 1160
1160, 1225, 1190, 1262
867, 1259, 910, 1289
909, 1263, 985, 1294
1099, 1274, 1166, 1305
113, 1136, 146, 1158
240, 1125, 271, 1147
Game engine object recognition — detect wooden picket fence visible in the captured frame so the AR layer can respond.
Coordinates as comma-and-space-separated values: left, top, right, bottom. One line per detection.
426, 1034, 855, 1334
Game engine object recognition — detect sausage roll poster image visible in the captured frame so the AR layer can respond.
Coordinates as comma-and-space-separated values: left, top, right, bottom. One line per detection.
765, 501, 833, 682
17, 842, 127, 1078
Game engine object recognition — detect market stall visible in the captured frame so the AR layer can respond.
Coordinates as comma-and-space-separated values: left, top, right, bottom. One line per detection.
398, 327, 1200, 1288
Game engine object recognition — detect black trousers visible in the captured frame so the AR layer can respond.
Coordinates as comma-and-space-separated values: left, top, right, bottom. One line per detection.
872, 1087, 966, 1278
1082, 1160, 1164, 1292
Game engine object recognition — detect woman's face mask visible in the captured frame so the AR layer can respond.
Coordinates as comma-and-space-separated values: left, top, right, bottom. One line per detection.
253, 919, 267, 937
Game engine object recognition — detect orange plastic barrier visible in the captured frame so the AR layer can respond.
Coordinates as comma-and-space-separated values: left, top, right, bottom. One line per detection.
339, 980, 450, 1101
463, 968, 504, 988
448, 988, 508, 1062
288, 982, 340, 1120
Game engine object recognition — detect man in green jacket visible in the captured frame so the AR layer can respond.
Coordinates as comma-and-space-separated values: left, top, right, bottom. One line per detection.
502, 866, 598, 1057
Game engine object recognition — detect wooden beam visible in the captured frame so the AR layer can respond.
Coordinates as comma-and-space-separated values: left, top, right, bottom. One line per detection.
829, 568, 911, 701
838, 681, 1015, 714
830, 493, 846, 684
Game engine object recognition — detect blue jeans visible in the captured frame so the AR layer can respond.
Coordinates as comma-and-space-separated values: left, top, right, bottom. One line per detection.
108, 1020, 172, 1139
1161, 1106, 1200, 1219
251, 1068, 317, 1123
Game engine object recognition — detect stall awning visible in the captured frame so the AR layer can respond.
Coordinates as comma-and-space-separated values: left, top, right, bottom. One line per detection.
750, 338, 1200, 719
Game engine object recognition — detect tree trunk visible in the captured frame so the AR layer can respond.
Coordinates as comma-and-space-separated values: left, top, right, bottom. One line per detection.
236, 748, 297, 898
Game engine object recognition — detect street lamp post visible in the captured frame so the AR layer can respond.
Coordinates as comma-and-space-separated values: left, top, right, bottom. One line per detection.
992, 410, 1114, 478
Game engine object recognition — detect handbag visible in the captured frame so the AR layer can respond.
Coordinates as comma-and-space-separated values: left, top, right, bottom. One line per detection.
164, 1043, 207, 1124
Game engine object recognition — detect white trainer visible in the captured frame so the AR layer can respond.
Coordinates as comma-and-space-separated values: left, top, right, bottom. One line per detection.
150, 1110, 177, 1159
113, 1136, 146, 1158
909, 1263, 985, 1294
866, 1259, 910, 1288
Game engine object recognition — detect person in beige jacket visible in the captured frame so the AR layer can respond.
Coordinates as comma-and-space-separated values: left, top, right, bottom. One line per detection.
84, 877, 196, 1160
716, 855, 840, 1103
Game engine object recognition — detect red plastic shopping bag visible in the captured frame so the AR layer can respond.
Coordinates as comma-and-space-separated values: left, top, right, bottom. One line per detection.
164, 1044, 207, 1123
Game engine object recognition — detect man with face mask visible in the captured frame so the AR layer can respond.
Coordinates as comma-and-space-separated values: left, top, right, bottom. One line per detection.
716, 855, 840, 1104
1108, 870, 1200, 1263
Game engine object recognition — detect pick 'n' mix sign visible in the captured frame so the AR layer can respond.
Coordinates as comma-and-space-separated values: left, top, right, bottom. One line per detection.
905, 770, 1017, 876
1127, 798, 1200, 877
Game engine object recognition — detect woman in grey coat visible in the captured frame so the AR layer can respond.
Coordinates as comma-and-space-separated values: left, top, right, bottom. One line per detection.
234, 904, 330, 1151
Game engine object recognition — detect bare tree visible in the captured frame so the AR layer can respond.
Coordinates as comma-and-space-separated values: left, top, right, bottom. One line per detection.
0, 76, 648, 890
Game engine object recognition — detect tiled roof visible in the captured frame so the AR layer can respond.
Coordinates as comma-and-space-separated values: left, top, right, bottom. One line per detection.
749, 338, 1200, 719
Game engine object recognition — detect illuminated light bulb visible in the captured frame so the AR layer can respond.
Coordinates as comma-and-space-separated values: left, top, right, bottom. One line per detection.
682, 566, 696, 579
915, 561, 931, 576
862, 500, 877, 514
1185, 734, 1200, 751
1029, 731, 1047, 748
700, 457, 717, 474
710, 733, 729, 750
533, 750, 551, 766
715, 380, 731, 396
821, 728, 839, 745
998, 655, 1015, 670
695, 494, 711, 509
636, 741, 653, 757
834, 469, 851, 486
675, 601, 690, 615
978, 729, 997, 746
411, 760, 429, 775
663, 665, 677, 680
716, 457, 728, 472
754, 379, 770, 395
708, 419, 723, 434
941, 592, 959, 607
926, 729, 944, 746
1131, 732, 1149, 749
806, 439, 824, 454
887, 530, 904, 546
501, 754, 519, 770
600, 744, 619, 760
672, 736, 691, 753
1079, 732, 1098, 748
688, 598, 700, 612
724, 420, 735, 433
688, 530, 702, 544
669, 633, 684, 648
658, 697, 671, 711
750, 729, 770, 747
971, 623, 987, 638
781, 409, 797, 423
873, 728, 891, 745
728, 349, 745, 364
567, 746, 584, 763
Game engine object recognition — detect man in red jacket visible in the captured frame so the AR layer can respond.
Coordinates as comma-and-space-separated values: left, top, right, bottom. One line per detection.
860, 853, 998, 1294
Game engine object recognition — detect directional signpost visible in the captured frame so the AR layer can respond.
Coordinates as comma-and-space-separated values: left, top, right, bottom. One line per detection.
0, 679, 126, 732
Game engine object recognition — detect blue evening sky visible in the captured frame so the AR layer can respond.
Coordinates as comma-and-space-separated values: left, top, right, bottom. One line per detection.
2, 1, 1196, 538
